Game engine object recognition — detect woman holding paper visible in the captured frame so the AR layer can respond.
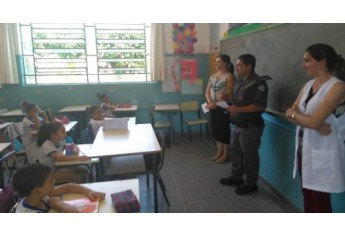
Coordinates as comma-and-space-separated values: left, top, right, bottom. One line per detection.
205, 54, 235, 163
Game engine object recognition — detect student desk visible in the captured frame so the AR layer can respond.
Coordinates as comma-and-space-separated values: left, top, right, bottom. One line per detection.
0, 122, 13, 131
0, 109, 25, 121
114, 104, 138, 117
154, 104, 180, 143
50, 179, 139, 213
30, 121, 78, 135
63, 121, 78, 133
59, 105, 90, 113
76, 123, 162, 212
0, 143, 13, 189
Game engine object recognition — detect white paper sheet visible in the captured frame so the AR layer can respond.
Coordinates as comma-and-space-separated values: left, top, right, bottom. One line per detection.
216, 101, 229, 109
201, 102, 209, 113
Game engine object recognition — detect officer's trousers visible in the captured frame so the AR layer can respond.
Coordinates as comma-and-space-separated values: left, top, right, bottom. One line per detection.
230, 125, 264, 186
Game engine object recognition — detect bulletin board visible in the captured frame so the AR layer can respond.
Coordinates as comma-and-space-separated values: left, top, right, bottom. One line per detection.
163, 55, 181, 92
181, 78, 203, 94
163, 55, 204, 94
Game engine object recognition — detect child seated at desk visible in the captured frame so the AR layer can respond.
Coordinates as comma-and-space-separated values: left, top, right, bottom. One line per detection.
37, 121, 90, 183
12, 163, 105, 213
97, 92, 115, 118
21, 101, 49, 148
86, 105, 104, 138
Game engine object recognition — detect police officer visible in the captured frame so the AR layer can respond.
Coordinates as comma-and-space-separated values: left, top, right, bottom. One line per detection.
220, 54, 268, 195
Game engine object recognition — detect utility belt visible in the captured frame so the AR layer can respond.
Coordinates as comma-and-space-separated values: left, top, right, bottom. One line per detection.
233, 123, 263, 128
231, 118, 264, 128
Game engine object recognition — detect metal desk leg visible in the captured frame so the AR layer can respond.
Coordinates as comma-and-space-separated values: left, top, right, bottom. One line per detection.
0, 161, 4, 189
94, 160, 100, 182
99, 158, 105, 181
146, 153, 158, 213
169, 112, 174, 144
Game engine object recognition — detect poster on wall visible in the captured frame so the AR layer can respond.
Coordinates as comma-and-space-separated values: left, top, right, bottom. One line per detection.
163, 55, 181, 92
172, 23, 197, 55
181, 58, 197, 81
181, 78, 203, 94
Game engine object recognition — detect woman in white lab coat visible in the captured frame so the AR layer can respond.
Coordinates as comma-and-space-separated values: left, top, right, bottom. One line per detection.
286, 43, 345, 212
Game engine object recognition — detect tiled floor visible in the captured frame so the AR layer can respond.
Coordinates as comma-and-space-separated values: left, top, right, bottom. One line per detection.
2, 133, 299, 213
134, 133, 299, 213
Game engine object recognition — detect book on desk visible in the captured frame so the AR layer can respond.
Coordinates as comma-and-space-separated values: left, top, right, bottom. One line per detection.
116, 103, 132, 108
64, 197, 99, 213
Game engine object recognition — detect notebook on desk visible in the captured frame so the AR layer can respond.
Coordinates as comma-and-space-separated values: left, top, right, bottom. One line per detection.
116, 103, 132, 108
64, 197, 99, 213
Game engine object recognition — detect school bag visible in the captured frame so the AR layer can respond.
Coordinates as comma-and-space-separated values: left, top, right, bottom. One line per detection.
0, 185, 20, 213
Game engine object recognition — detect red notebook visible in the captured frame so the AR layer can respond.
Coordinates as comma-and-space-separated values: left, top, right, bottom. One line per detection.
117, 103, 132, 108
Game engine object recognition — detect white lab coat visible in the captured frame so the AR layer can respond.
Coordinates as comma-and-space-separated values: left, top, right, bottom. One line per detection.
293, 77, 345, 193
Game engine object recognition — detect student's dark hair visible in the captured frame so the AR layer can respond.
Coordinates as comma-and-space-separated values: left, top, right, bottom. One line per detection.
218, 54, 234, 74
12, 163, 52, 197
86, 105, 100, 115
97, 92, 108, 101
238, 54, 256, 72
37, 121, 64, 147
20, 101, 38, 113
306, 43, 345, 81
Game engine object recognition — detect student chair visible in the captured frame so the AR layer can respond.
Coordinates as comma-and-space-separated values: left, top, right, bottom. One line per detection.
79, 122, 95, 144
150, 107, 172, 147
179, 101, 209, 142
2, 123, 28, 178
106, 132, 170, 206
46, 108, 54, 122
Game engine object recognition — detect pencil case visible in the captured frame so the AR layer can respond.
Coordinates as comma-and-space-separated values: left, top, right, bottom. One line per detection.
110, 189, 140, 213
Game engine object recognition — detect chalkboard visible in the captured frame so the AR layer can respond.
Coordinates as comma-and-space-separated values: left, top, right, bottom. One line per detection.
220, 23, 345, 114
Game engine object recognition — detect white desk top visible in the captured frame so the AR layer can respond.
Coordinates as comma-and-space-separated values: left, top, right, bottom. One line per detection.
77, 123, 161, 158
51, 179, 139, 213
59, 105, 90, 113
154, 104, 180, 112
64, 121, 78, 132
30, 121, 78, 135
0, 143, 11, 153
0, 122, 13, 130
0, 109, 25, 117
115, 104, 138, 112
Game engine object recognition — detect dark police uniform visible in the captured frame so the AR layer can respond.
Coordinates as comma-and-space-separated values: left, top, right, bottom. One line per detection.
230, 72, 268, 186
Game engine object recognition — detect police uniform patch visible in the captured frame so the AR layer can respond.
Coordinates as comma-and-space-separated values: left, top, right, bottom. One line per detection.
258, 85, 266, 92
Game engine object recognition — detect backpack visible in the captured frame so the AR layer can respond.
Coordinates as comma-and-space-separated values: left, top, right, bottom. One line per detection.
79, 128, 93, 144
0, 186, 20, 213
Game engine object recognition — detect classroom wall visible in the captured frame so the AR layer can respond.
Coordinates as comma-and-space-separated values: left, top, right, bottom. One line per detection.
0, 23, 213, 131
0, 53, 210, 131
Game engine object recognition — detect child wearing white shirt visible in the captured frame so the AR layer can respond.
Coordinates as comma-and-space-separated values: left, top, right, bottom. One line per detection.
21, 101, 49, 148
86, 105, 105, 138
97, 92, 115, 118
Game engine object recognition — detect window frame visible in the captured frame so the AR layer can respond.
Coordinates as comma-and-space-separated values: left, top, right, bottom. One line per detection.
19, 23, 151, 85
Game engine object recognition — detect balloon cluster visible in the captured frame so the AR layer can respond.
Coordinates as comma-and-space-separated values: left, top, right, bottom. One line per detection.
172, 23, 197, 55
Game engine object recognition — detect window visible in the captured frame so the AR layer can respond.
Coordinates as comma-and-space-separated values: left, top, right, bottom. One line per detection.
19, 23, 151, 84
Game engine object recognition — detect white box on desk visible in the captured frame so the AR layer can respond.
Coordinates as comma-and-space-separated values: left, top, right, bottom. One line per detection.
103, 118, 128, 131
